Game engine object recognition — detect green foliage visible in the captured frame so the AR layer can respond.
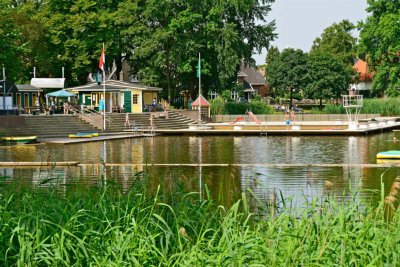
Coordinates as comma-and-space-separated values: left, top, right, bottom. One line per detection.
1, 181, 400, 266
362, 98, 400, 116
225, 102, 248, 114
116, 0, 276, 99
265, 48, 307, 107
304, 51, 353, 105
0, 0, 277, 93
252, 94, 261, 102
220, 90, 232, 102
224, 101, 272, 114
311, 20, 357, 66
265, 46, 280, 66
313, 98, 400, 115
358, 1, 400, 96
210, 96, 225, 115
0, 0, 25, 81
321, 104, 346, 114
249, 101, 273, 114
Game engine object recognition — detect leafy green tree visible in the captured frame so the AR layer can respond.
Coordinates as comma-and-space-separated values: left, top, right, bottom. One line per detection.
358, 1, 400, 96
305, 51, 353, 108
311, 20, 357, 66
0, 0, 25, 81
265, 46, 280, 66
266, 48, 307, 109
37, 0, 122, 83
117, 0, 276, 102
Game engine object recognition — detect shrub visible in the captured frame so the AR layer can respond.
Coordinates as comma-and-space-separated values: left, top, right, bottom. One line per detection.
249, 101, 273, 114
315, 98, 400, 115
322, 104, 346, 114
210, 97, 225, 115
225, 102, 249, 114
362, 98, 400, 116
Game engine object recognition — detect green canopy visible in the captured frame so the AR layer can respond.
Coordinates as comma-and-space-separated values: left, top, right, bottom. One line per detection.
47, 89, 75, 97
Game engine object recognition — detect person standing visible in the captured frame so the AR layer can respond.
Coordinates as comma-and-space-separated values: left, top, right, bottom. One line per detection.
99, 96, 105, 114
285, 112, 291, 130
290, 109, 296, 125
63, 101, 69, 115
124, 113, 131, 127
50, 97, 55, 115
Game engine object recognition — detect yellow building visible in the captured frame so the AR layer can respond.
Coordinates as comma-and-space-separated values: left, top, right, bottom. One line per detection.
67, 80, 161, 113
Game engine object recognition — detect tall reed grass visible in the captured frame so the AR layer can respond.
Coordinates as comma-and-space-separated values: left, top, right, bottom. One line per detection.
317, 98, 400, 115
0, 178, 399, 266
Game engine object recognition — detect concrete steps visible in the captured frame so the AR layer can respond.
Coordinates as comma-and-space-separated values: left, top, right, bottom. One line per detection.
2, 115, 97, 138
1, 111, 196, 138
104, 111, 196, 133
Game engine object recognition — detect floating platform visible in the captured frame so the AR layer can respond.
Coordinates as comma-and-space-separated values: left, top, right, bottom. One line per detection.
376, 151, 400, 159
148, 121, 400, 136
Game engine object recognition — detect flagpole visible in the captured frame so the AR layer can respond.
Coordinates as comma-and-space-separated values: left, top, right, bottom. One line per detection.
198, 52, 201, 127
102, 43, 106, 131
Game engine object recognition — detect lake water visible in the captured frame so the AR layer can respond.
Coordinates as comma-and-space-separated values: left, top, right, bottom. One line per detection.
1, 132, 400, 207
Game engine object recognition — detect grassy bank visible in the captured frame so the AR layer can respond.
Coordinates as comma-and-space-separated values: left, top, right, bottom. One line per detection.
0, 181, 399, 266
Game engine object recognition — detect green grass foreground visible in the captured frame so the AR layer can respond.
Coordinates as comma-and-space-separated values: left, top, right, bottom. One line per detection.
0, 182, 399, 266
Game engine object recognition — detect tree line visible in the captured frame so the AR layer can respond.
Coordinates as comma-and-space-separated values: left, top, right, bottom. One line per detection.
266, 0, 400, 106
0, 0, 276, 101
265, 20, 356, 108
0, 0, 398, 103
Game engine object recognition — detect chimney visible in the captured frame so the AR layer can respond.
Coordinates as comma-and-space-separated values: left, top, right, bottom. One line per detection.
119, 71, 124, 82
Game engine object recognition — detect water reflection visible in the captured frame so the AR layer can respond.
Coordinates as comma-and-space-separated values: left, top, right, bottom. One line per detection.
1, 132, 400, 206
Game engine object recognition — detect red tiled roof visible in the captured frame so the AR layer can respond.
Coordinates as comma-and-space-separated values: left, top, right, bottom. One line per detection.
192, 95, 210, 107
353, 59, 375, 82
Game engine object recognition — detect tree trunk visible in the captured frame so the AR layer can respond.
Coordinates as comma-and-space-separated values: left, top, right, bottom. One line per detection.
289, 87, 293, 109
319, 98, 323, 109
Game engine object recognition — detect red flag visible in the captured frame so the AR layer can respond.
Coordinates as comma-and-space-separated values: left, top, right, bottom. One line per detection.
99, 47, 105, 71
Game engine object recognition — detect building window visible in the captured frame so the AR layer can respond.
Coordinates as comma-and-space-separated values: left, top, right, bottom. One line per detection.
231, 90, 239, 100
210, 91, 218, 100
132, 94, 139, 104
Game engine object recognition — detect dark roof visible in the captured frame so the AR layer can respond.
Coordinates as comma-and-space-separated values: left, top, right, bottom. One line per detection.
237, 70, 248, 77
0, 80, 18, 94
67, 79, 162, 92
240, 67, 266, 85
243, 81, 254, 91
16, 84, 43, 92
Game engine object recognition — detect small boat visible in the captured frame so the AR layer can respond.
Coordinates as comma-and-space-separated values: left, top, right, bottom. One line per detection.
68, 132, 99, 138
376, 150, 400, 159
0, 136, 37, 145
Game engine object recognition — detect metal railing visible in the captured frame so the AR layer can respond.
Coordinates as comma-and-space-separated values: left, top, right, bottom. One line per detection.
69, 106, 112, 130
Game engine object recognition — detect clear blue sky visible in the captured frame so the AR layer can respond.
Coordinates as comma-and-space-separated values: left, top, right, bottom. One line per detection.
254, 0, 369, 65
